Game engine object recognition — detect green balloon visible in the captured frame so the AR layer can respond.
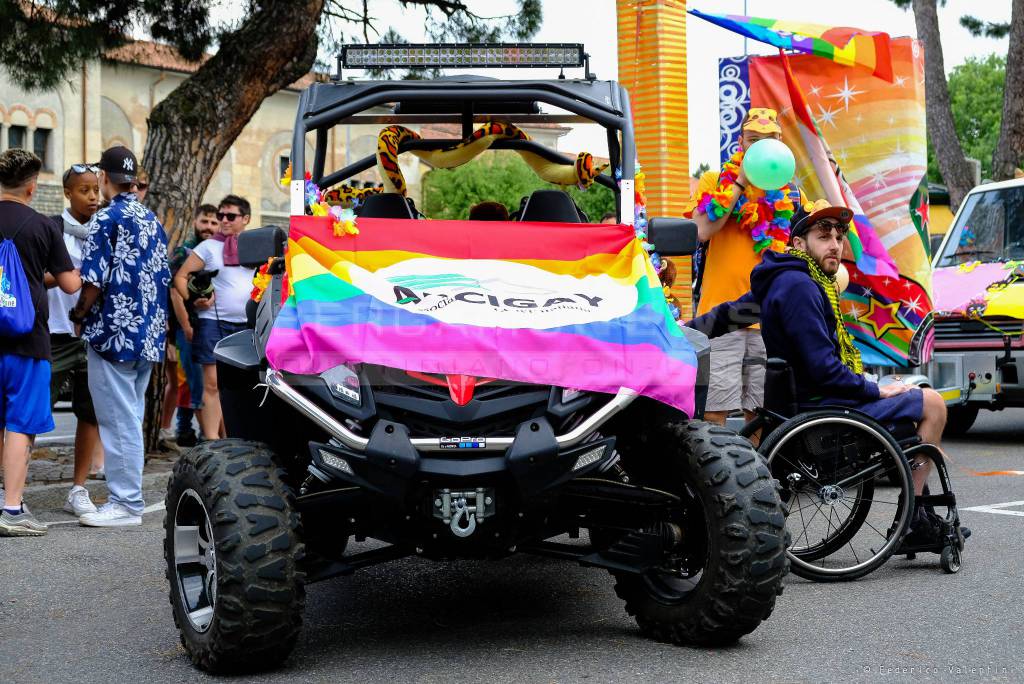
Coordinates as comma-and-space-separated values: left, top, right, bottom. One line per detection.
742, 139, 796, 190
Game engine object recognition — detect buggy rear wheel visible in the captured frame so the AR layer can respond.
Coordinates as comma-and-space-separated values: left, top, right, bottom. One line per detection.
761, 411, 914, 582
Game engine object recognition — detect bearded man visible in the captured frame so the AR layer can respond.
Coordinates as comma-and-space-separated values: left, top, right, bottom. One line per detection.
688, 200, 966, 548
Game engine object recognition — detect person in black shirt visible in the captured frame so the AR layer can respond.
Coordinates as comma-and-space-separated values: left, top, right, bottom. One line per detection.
0, 149, 82, 536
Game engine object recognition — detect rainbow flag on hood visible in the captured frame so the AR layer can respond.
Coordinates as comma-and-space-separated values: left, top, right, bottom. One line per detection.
266, 217, 699, 416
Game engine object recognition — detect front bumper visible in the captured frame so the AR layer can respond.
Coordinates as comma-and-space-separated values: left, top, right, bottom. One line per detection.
265, 368, 629, 499
927, 348, 1024, 406
265, 368, 636, 453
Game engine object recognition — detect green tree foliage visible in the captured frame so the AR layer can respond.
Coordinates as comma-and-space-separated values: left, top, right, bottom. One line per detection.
926, 54, 1005, 182
0, 0, 213, 90
0, 1, 542, 91
960, 15, 1011, 39
422, 151, 616, 222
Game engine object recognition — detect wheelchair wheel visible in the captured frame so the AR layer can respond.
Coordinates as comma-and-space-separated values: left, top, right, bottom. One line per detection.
760, 410, 914, 582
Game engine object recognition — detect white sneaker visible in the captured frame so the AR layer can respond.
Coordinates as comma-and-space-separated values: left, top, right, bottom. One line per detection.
79, 502, 142, 528
159, 428, 177, 443
64, 486, 98, 516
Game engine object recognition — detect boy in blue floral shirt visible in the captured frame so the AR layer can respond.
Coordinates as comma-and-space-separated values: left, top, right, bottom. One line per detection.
69, 146, 170, 527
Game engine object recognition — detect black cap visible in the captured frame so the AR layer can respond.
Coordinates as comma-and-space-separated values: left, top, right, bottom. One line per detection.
790, 200, 854, 241
95, 146, 138, 184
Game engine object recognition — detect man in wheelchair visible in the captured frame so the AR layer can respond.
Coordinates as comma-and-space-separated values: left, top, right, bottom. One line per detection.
687, 199, 969, 549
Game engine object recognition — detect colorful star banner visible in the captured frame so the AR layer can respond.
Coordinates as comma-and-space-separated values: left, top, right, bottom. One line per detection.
715, 37, 933, 367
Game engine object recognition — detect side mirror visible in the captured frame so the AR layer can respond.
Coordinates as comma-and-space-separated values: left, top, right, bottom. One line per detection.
237, 226, 286, 268
648, 218, 698, 257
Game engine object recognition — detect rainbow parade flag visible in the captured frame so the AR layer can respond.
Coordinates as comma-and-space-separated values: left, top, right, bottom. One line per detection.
266, 217, 700, 416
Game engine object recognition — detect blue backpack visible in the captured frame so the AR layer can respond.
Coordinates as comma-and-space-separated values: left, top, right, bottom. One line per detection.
0, 216, 36, 337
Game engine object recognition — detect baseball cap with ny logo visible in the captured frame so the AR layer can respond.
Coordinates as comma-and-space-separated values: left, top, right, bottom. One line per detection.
95, 145, 138, 185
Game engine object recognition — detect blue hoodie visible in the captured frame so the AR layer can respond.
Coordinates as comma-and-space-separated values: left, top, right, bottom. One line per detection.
688, 251, 880, 402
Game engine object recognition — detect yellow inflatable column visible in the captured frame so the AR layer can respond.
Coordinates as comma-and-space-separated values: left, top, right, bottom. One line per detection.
617, 0, 691, 314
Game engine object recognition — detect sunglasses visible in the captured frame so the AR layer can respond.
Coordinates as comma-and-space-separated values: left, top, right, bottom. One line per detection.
217, 211, 243, 221
133, 183, 149, 191
63, 164, 99, 184
812, 219, 849, 235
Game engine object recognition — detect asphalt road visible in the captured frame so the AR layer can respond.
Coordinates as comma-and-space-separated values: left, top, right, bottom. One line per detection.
3, 409, 1023, 683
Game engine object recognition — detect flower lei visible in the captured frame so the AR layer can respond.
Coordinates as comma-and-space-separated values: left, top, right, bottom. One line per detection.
696, 150, 796, 254
251, 257, 274, 303
280, 163, 358, 237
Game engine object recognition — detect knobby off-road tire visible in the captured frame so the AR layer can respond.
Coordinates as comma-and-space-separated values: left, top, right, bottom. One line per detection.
613, 421, 789, 646
164, 439, 306, 673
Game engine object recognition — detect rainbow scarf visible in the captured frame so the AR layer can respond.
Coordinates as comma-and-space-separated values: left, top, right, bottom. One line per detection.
265, 216, 699, 415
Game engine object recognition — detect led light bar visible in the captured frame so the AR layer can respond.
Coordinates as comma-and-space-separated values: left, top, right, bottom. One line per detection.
341, 43, 585, 69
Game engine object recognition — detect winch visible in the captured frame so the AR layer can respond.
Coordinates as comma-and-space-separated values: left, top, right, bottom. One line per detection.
433, 488, 496, 537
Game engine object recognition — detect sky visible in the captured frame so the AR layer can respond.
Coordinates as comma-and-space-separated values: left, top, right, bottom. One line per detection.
203, 1, 1011, 170
356, 0, 1011, 171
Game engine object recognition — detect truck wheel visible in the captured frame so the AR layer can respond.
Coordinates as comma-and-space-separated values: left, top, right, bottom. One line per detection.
944, 405, 979, 437
164, 439, 305, 673
612, 421, 789, 646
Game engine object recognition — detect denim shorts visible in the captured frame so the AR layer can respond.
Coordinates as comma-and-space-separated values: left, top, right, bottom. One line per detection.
0, 353, 55, 435
192, 318, 248, 365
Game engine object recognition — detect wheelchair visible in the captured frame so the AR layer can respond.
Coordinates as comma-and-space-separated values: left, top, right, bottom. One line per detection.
738, 359, 965, 582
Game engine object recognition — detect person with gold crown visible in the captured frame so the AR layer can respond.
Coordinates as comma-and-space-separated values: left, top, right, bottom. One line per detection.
686, 199, 971, 549
683, 108, 804, 441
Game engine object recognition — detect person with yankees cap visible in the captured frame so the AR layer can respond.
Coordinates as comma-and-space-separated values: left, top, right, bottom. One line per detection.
69, 146, 171, 528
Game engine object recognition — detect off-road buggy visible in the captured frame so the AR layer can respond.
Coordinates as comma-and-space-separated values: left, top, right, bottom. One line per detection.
164, 43, 789, 672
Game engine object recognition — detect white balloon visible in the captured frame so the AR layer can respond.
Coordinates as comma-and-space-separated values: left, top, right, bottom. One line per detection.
836, 263, 850, 293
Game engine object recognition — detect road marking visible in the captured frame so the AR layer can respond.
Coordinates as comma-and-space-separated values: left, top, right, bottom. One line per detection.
45, 499, 166, 527
971, 470, 1024, 476
962, 500, 1024, 518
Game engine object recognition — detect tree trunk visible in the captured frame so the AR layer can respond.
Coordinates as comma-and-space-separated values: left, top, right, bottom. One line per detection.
912, 0, 976, 209
992, 0, 1024, 180
141, 0, 325, 451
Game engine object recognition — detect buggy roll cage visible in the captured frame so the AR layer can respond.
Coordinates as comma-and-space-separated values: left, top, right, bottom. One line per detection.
288, 78, 637, 221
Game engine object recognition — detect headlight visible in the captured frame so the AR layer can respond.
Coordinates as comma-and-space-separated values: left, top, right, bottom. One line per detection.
320, 364, 361, 405
561, 388, 584, 403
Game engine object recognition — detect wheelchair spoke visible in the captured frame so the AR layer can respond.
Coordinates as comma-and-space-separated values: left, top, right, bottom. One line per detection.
847, 537, 861, 565
837, 498, 891, 542
796, 499, 827, 544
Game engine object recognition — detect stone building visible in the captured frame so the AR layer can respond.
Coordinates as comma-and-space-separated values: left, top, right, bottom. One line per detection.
1, 41, 568, 224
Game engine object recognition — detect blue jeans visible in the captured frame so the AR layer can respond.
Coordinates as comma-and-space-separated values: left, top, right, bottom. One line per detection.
175, 328, 204, 408
87, 346, 153, 515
